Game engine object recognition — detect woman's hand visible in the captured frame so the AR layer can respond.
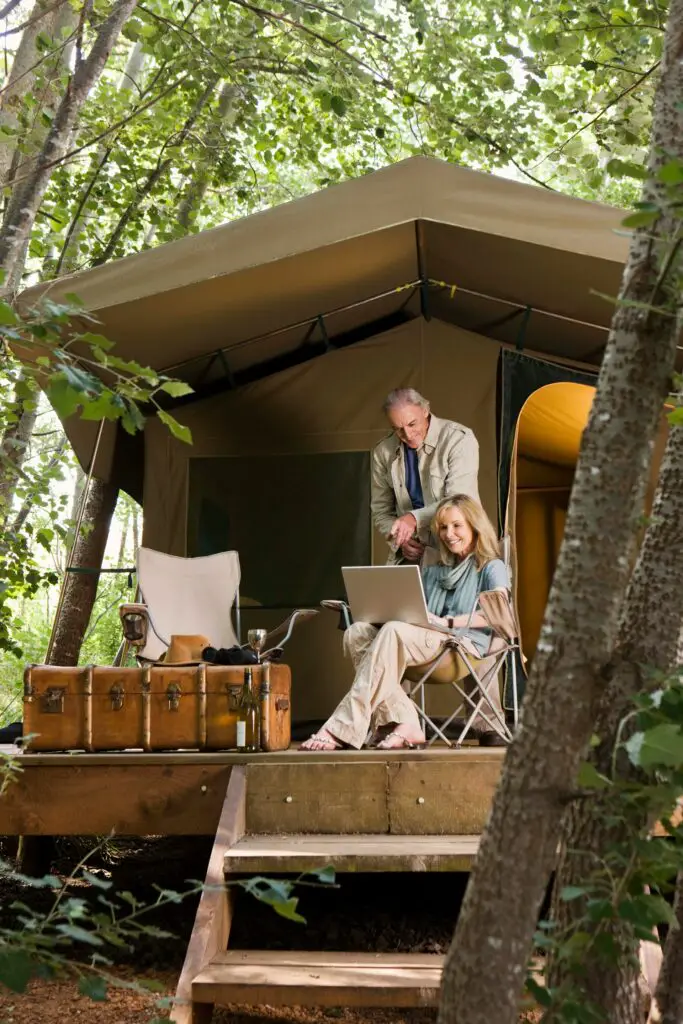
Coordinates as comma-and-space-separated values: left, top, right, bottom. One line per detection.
428, 613, 448, 628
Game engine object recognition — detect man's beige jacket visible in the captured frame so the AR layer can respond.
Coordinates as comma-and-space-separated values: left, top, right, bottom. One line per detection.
371, 415, 479, 562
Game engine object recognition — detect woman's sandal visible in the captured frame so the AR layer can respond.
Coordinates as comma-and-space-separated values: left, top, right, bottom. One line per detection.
299, 731, 345, 751
376, 729, 426, 750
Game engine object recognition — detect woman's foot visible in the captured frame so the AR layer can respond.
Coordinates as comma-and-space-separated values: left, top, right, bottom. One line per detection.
376, 727, 425, 750
299, 728, 344, 751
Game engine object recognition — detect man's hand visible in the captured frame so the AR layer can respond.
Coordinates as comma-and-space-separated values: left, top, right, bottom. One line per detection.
401, 538, 424, 562
389, 512, 418, 549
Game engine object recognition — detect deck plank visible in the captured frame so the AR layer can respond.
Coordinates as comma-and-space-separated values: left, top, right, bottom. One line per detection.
193, 951, 443, 1007
224, 833, 480, 873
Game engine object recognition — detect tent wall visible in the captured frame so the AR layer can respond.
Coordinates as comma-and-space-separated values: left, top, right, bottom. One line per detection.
142, 319, 501, 722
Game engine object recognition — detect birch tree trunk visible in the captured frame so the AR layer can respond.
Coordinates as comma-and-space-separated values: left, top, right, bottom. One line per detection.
550, 411, 683, 1023
47, 475, 118, 665
0, 379, 37, 526
0, 0, 76, 187
438, 5, 683, 1022
57, 40, 146, 274
0, 0, 138, 297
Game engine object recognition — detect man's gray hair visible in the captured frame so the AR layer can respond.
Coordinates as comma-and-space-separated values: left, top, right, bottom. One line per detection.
382, 388, 430, 414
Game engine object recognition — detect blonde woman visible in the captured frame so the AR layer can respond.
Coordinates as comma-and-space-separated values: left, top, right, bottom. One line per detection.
301, 495, 508, 751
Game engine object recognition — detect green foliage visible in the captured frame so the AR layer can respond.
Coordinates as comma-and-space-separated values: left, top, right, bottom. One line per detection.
526, 669, 683, 1021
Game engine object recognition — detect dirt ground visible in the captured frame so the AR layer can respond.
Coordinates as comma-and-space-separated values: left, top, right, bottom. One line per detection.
0, 837, 541, 1024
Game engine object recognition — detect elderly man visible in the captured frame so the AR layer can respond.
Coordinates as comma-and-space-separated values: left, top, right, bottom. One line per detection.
371, 388, 479, 563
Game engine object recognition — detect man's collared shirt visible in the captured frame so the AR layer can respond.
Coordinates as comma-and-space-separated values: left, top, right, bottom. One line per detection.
403, 444, 424, 510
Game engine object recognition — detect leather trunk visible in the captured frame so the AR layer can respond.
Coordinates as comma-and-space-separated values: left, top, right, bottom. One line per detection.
23, 663, 291, 752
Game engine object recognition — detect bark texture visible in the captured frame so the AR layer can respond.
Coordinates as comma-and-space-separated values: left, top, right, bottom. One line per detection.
0, 0, 75, 187
0, 0, 138, 296
0, 382, 37, 526
437, 6, 683, 1023
46, 476, 118, 665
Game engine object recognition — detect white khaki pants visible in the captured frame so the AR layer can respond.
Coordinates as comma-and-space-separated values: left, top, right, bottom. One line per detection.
322, 620, 442, 749
323, 620, 504, 749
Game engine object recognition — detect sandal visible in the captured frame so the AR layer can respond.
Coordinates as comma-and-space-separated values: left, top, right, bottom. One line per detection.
299, 731, 344, 751
376, 729, 425, 750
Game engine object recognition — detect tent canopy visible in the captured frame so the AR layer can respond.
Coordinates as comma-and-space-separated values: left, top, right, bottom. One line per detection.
19, 156, 631, 489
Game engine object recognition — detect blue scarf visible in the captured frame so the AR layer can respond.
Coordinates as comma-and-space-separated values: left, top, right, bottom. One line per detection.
422, 555, 482, 620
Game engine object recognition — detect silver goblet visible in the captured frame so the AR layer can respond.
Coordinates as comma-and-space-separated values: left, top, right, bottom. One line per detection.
247, 628, 267, 663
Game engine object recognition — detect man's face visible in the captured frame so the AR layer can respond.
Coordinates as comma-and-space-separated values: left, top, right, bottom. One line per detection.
387, 402, 430, 449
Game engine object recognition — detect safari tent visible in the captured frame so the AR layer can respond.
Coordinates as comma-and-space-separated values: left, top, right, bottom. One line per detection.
22, 155, 643, 724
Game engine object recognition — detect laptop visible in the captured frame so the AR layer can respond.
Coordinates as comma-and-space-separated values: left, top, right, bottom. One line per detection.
341, 565, 431, 627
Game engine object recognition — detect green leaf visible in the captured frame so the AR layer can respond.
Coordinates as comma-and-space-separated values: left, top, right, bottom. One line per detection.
494, 72, 515, 91
81, 870, 112, 890
80, 392, 125, 422
622, 210, 659, 229
525, 977, 551, 1008
272, 896, 307, 923
158, 380, 194, 398
628, 724, 683, 768
577, 761, 610, 790
658, 160, 683, 184
0, 952, 34, 993
330, 95, 347, 117
307, 865, 336, 884
618, 894, 675, 929
47, 378, 81, 419
156, 410, 192, 444
560, 885, 586, 902
0, 302, 18, 325
78, 975, 108, 1001
55, 923, 104, 946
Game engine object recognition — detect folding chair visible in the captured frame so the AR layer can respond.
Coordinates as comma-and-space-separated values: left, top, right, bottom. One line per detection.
321, 538, 522, 747
116, 547, 317, 664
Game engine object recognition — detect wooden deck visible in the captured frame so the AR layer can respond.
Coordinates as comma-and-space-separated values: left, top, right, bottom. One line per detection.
0, 743, 504, 836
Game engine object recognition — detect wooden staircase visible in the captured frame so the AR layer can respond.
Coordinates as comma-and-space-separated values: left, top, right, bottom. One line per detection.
170, 751, 502, 1024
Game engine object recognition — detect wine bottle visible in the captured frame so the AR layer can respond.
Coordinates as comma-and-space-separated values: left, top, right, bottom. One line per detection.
237, 666, 260, 752
259, 661, 271, 751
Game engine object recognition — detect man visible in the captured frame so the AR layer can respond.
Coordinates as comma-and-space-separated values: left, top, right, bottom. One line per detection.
371, 388, 479, 563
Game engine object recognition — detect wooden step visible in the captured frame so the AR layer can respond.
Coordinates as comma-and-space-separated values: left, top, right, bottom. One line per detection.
192, 950, 444, 1007
224, 832, 480, 873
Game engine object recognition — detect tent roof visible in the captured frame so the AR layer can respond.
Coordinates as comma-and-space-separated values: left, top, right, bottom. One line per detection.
22, 156, 628, 391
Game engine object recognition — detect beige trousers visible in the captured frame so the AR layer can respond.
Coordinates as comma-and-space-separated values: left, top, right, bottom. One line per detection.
321, 621, 439, 749
323, 620, 504, 749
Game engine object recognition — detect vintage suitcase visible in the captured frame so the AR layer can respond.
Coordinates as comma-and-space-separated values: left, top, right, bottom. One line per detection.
23, 663, 291, 752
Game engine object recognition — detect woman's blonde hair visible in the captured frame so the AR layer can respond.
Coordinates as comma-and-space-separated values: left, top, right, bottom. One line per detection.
431, 494, 500, 569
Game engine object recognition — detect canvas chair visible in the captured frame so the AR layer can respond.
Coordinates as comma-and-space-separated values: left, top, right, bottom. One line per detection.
321, 538, 522, 747
117, 547, 317, 665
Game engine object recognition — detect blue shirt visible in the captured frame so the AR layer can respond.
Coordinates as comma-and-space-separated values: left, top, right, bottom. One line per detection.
403, 445, 424, 511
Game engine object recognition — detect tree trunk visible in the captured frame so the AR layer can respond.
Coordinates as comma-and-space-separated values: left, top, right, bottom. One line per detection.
46, 475, 118, 665
0, 379, 37, 526
437, 5, 683, 1023
550, 409, 683, 1023
56, 40, 146, 275
0, 0, 75, 188
92, 74, 217, 266
176, 82, 239, 230
11, 436, 67, 534
649, 870, 683, 1024
0, 0, 138, 296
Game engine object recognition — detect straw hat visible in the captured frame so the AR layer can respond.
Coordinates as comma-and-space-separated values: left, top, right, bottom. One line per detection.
160, 634, 212, 665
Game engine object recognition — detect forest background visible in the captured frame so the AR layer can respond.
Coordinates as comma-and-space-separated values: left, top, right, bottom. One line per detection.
0, 0, 664, 719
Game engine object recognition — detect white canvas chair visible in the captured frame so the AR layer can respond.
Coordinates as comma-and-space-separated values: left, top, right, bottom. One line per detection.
321, 538, 522, 747
118, 547, 317, 664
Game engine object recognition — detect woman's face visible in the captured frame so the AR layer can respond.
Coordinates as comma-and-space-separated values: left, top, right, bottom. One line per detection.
438, 505, 475, 559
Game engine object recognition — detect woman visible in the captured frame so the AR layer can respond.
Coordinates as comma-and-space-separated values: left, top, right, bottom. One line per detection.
301, 494, 509, 751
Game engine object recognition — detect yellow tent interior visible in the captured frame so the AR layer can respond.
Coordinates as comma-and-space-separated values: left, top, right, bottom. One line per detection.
21, 156, 672, 726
